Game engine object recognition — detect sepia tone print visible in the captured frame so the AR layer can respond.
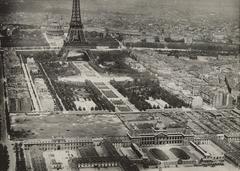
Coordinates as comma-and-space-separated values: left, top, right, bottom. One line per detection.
0, 0, 239, 171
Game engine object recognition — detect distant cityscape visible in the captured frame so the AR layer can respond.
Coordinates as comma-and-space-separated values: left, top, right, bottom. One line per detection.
0, 0, 239, 171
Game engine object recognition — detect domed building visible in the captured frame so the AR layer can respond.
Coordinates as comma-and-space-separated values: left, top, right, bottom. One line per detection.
46, 20, 64, 36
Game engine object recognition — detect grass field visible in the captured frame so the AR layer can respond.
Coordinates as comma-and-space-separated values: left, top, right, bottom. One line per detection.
150, 148, 169, 161
144, 145, 200, 163
11, 114, 128, 140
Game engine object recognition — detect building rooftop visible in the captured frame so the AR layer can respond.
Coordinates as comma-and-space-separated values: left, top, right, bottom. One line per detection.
23, 137, 93, 144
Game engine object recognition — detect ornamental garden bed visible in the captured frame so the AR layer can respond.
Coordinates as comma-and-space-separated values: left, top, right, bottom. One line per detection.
149, 148, 169, 161
170, 148, 190, 160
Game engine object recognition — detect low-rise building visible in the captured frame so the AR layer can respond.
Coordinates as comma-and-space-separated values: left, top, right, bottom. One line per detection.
190, 139, 225, 166
72, 157, 119, 168
224, 133, 240, 143
199, 87, 232, 108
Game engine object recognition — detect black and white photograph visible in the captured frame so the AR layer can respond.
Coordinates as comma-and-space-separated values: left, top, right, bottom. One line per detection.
0, 0, 239, 171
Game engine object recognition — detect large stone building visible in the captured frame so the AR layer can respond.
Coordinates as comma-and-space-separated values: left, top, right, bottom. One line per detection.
23, 137, 93, 151
128, 126, 194, 146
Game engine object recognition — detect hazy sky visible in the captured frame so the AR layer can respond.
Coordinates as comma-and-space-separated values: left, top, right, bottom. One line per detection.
0, 0, 239, 21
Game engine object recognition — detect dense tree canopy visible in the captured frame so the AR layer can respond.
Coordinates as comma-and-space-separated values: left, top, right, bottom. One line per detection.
0, 144, 10, 171
111, 78, 190, 111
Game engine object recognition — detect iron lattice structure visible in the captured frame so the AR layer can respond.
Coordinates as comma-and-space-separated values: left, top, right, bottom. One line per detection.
65, 0, 87, 47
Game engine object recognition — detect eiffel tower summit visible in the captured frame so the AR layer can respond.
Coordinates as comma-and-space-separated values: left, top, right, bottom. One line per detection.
64, 0, 89, 48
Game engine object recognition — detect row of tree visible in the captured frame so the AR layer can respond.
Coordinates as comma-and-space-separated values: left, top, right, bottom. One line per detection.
0, 143, 9, 171
15, 143, 27, 171
125, 41, 239, 54
38, 63, 63, 111
86, 85, 116, 112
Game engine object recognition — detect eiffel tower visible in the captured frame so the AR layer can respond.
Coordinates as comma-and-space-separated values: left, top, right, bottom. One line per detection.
64, 0, 88, 48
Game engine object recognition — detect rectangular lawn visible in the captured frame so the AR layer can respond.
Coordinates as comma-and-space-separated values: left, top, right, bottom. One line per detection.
11, 114, 128, 140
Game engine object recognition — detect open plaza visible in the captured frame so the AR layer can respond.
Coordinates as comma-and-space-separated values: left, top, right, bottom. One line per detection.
11, 114, 128, 140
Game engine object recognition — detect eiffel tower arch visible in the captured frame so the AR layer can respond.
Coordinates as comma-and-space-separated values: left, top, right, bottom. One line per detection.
59, 0, 96, 60
64, 0, 88, 48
